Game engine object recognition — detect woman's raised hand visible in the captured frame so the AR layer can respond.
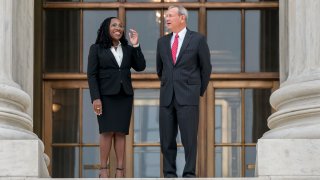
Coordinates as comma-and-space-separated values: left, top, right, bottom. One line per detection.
128, 29, 139, 46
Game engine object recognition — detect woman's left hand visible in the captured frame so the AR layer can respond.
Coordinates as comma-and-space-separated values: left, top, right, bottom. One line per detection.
129, 29, 139, 46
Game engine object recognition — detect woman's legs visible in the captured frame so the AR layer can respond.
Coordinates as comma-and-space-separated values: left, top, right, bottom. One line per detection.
114, 132, 126, 177
99, 132, 114, 178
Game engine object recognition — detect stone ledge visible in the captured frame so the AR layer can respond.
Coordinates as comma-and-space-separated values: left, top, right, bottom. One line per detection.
257, 139, 320, 176
0, 140, 41, 177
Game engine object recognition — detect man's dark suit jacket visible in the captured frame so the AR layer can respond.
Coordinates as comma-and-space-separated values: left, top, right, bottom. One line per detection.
87, 44, 146, 102
156, 29, 212, 106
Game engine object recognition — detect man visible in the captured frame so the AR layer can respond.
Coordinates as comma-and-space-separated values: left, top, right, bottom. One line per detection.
156, 5, 212, 178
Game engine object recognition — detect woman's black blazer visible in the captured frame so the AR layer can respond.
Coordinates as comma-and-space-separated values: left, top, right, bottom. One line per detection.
87, 44, 146, 102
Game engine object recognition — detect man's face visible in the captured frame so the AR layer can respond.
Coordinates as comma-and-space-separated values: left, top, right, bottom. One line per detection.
165, 7, 184, 33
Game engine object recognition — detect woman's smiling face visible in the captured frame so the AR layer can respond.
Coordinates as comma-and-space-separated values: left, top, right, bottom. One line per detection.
109, 18, 124, 42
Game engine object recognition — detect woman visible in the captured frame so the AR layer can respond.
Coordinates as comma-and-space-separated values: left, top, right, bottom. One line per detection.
87, 17, 146, 178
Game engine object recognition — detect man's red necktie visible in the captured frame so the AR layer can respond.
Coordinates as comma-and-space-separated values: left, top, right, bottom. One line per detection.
171, 34, 179, 64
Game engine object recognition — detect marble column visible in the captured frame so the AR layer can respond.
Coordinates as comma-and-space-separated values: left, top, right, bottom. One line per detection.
257, 0, 320, 177
0, 0, 49, 177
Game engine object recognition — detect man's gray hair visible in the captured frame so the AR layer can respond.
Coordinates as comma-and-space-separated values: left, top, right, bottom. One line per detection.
168, 5, 188, 22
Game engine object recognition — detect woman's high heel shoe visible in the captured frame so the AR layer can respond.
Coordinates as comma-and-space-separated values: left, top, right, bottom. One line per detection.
115, 167, 124, 178
99, 164, 110, 178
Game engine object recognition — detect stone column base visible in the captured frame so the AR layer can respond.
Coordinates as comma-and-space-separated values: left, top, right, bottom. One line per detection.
256, 139, 320, 177
0, 140, 50, 177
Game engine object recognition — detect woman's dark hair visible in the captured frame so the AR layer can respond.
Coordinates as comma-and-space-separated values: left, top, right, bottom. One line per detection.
95, 17, 128, 49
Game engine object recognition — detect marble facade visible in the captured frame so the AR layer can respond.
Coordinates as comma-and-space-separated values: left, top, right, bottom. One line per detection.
0, 0, 49, 177
1, 0, 320, 179
257, 0, 320, 178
